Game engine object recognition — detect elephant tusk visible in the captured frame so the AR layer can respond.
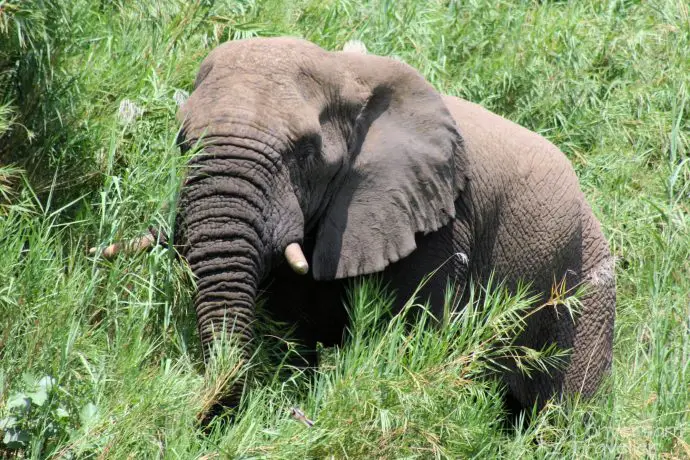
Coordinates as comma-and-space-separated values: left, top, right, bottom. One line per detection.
89, 233, 156, 259
285, 242, 309, 275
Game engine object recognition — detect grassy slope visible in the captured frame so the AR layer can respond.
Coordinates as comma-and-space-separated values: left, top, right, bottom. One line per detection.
0, 0, 688, 457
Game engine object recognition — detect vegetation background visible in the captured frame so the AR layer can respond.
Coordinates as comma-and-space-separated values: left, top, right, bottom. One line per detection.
1, 0, 688, 457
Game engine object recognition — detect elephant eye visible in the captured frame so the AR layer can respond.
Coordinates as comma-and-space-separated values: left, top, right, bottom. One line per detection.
292, 134, 322, 162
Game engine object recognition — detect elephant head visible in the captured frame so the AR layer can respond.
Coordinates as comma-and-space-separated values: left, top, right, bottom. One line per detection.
174, 37, 467, 401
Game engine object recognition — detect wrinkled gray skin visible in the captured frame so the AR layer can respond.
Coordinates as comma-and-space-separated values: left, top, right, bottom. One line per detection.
175, 37, 615, 412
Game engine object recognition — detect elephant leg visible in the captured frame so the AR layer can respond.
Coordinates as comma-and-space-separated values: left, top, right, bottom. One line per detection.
501, 304, 572, 412
501, 214, 615, 412
562, 235, 616, 397
562, 266, 615, 398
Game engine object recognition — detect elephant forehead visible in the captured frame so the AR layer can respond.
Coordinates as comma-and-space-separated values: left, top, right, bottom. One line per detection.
207, 37, 325, 67
195, 38, 336, 94
179, 42, 371, 145
178, 76, 323, 146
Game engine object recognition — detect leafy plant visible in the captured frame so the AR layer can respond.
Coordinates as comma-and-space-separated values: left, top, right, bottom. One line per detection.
0, 374, 98, 455
0, 375, 68, 451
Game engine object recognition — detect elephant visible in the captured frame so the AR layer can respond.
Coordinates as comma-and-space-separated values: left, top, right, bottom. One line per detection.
103, 37, 616, 416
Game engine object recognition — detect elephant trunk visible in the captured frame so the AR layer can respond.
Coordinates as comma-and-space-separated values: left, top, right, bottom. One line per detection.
179, 142, 276, 367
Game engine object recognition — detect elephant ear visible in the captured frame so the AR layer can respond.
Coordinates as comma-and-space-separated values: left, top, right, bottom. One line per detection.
311, 61, 466, 280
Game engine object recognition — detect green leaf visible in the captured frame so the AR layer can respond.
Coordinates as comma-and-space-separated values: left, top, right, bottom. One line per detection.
79, 402, 98, 426
55, 407, 69, 419
6, 393, 30, 412
38, 376, 56, 392
27, 388, 48, 406
21, 372, 37, 386
3, 427, 29, 449
0, 416, 17, 430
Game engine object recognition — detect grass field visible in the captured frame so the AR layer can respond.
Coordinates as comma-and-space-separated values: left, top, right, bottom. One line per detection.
1, 0, 689, 458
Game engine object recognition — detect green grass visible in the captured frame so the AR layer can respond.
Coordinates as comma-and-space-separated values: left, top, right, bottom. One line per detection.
1, 0, 688, 457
